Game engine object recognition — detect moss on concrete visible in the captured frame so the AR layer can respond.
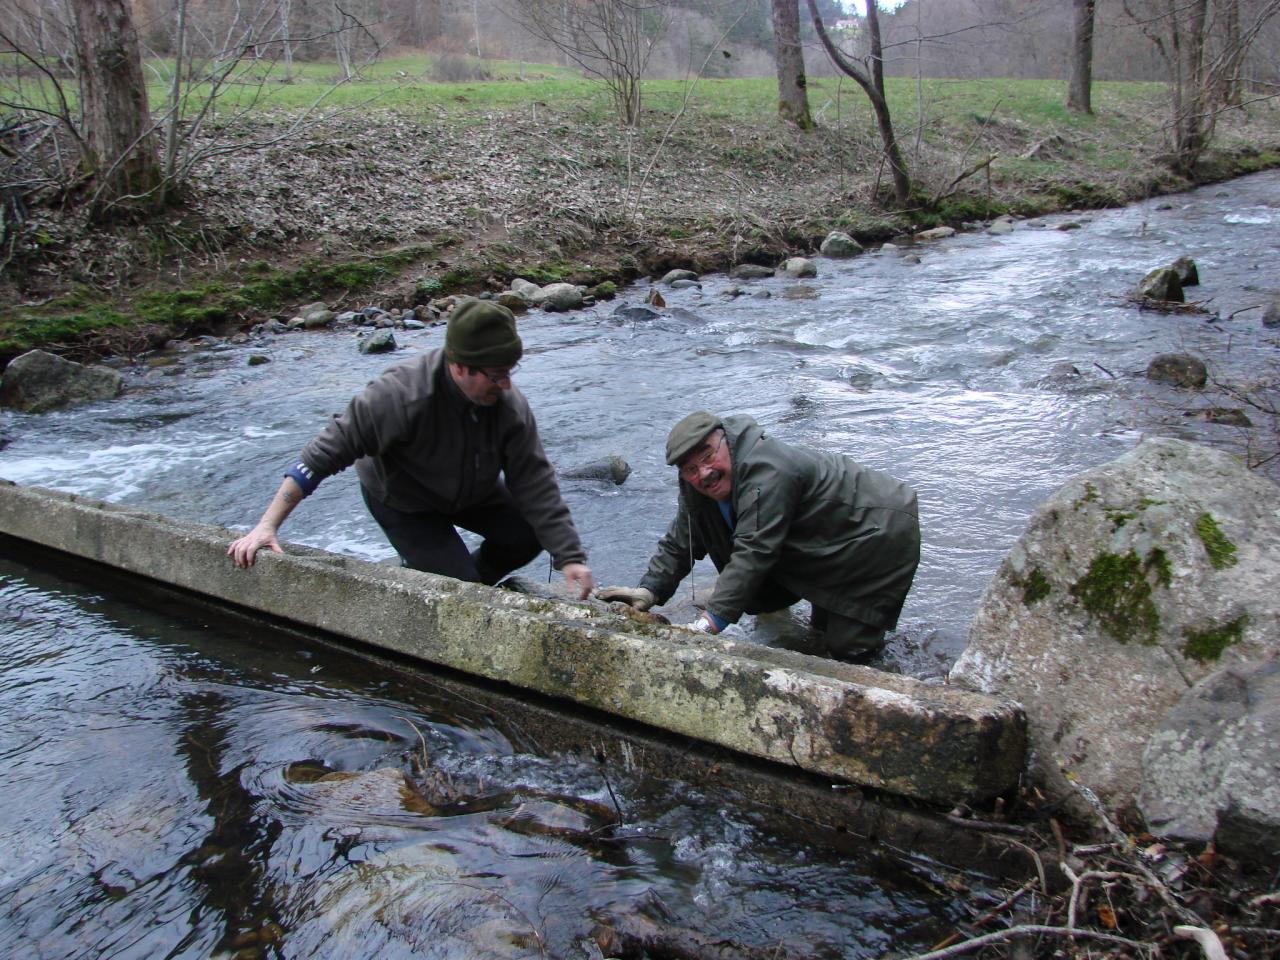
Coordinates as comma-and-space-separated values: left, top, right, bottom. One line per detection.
1182, 614, 1248, 663
1195, 513, 1238, 570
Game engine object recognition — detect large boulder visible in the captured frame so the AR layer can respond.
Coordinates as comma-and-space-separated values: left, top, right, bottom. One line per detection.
949, 438, 1280, 818
1138, 659, 1280, 862
1, 349, 124, 413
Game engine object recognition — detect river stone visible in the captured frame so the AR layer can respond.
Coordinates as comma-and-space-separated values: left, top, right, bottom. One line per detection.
1171, 255, 1200, 287
359, 330, 396, 354
1146, 353, 1207, 388
539, 283, 583, 312
782, 285, 819, 300
949, 437, 1280, 818
510, 278, 541, 301
1138, 659, 1280, 863
730, 263, 775, 280
0, 349, 124, 413
820, 231, 863, 258
612, 304, 662, 323
560, 455, 631, 485
248, 354, 271, 366
1262, 300, 1280, 328
304, 767, 439, 817
1135, 267, 1184, 303
494, 292, 528, 313
987, 219, 1015, 235
915, 226, 956, 241
660, 269, 698, 285
780, 257, 816, 278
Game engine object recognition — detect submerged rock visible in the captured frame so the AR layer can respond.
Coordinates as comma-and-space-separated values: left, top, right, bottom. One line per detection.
0, 349, 124, 413
612, 304, 662, 323
950, 438, 1280, 819
560, 455, 631, 485
1146, 353, 1207, 388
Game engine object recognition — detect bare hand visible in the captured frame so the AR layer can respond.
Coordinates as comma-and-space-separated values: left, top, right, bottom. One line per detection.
561, 562, 595, 600
594, 585, 656, 611
227, 524, 283, 568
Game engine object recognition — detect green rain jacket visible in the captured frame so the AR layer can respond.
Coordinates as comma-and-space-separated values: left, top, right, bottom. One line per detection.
638, 415, 919, 629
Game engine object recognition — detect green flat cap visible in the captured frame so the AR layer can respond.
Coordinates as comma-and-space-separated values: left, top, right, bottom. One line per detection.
666, 410, 723, 465
445, 298, 523, 367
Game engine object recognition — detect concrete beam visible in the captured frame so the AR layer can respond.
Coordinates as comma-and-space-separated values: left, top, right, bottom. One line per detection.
0, 481, 1026, 805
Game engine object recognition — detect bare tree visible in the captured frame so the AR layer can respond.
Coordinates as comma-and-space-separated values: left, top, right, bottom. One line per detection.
1067, 0, 1096, 113
771, 0, 813, 130
71, 0, 163, 214
804, 0, 911, 205
1121, 0, 1280, 172
504, 0, 672, 126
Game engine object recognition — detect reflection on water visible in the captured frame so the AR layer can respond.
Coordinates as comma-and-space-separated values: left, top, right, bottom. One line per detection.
0, 558, 962, 958
2, 171, 1279, 956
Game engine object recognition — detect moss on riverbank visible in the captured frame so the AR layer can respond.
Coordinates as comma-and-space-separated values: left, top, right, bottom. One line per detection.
3, 75, 1280, 365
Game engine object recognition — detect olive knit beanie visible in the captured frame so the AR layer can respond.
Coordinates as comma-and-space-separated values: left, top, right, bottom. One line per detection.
445, 298, 523, 367
665, 410, 723, 465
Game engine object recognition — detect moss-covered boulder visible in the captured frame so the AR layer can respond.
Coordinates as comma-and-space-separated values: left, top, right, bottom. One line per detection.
949, 438, 1280, 820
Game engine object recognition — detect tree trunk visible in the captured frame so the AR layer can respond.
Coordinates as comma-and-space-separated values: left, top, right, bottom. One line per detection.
771, 0, 813, 130
1066, 0, 1095, 113
1174, 0, 1210, 170
804, 0, 910, 205
71, 0, 162, 213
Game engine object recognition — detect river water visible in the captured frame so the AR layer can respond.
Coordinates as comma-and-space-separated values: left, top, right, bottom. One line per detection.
1, 171, 1277, 957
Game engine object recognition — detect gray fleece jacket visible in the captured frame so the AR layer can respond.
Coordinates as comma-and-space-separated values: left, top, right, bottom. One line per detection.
299, 348, 586, 568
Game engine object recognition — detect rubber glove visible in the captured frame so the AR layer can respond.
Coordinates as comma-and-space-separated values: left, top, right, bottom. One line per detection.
594, 586, 656, 611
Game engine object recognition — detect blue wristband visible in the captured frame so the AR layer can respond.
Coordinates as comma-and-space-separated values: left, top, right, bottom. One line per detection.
285, 461, 321, 497
706, 610, 728, 631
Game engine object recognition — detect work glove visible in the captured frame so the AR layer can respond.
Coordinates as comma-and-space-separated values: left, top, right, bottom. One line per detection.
594, 585, 656, 611
683, 613, 720, 634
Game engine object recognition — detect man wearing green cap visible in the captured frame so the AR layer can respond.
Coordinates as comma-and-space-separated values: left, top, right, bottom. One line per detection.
597, 411, 918, 661
228, 298, 594, 598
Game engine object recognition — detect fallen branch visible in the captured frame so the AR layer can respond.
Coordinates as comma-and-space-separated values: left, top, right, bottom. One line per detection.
1174, 924, 1229, 960
931, 154, 996, 206
902, 923, 1151, 960
926, 879, 1038, 952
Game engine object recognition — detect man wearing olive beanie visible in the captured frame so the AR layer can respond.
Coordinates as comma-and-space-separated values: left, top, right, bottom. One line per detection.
228, 298, 593, 599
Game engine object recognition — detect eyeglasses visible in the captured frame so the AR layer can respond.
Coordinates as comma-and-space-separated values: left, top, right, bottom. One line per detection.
678, 433, 724, 481
472, 364, 519, 385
